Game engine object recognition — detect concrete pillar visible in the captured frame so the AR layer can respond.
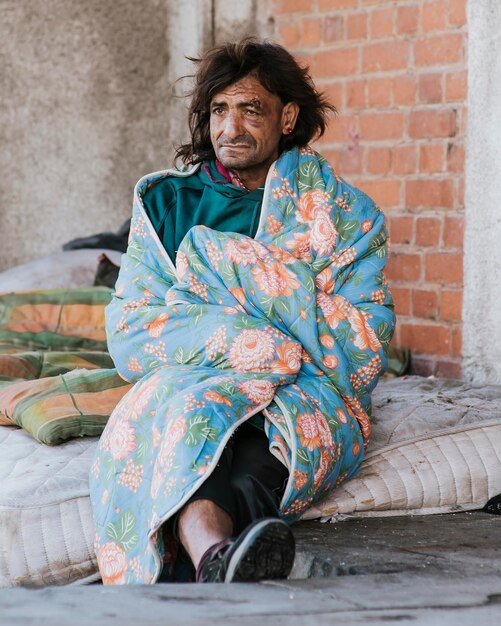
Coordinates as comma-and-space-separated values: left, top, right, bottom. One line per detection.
463, 0, 501, 383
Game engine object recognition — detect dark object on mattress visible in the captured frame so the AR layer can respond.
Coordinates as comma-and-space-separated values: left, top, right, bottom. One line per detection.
93, 254, 120, 288
484, 494, 501, 515
63, 219, 131, 253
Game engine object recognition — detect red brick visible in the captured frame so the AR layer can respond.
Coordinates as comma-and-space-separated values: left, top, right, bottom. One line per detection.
425, 252, 463, 283
362, 41, 410, 72
400, 323, 451, 355
419, 144, 444, 173
423, 1, 447, 31
359, 112, 404, 140
443, 215, 464, 248
312, 48, 358, 77
396, 6, 419, 35
275, 0, 312, 13
279, 22, 300, 48
409, 109, 457, 138
414, 34, 464, 66
457, 177, 465, 207
447, 142, 464, 173
391, 287, 411, 316
322, 149, 342, 171
413, 289, 439, 319
370, 8, 394, 38
393, 145, 417, 175
340, 145, 364, 174
406, 179, 454, 208
386, 253, 421, 282
323, 83, 344, 109
389, 215, 414, 244
347, 13, 368, 40
418, 73, 443, 103
441, 290, 463, 321
323, 16, 344, 43
435, 359, 462, 379
302, 18, 322, 46
357, 179, 401, 208
445, 71, 467, 101
449, 0, 467, 26
451, 326, 462, 357
367, 78, 393, 108
345, 79, 365, 109
318, 0, 357, 9
323, 114, 359, 143
393, 75, 416, 105
410, 357, 436, 377
416, 217, 441, 246
367, 147, 392, 175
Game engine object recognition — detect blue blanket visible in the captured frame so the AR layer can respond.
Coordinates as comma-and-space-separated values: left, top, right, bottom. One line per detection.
90, 147, 395, 584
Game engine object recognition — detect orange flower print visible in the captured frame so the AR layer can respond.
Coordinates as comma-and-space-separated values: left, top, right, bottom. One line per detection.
285, 232, 312, 261
97, 541, 128, 585
268, 245, 296, 265
315, 267, 335, 294
348, 310, 382, 352
322, 354, 338, 369
295, 412, 321, 451
310, 211, 338, 256
336, 408, 348, 424
237, 379, 276, 404
251, 262, 300, 297
204, 389, 232, 407
296, 189, 330, 223
294, 469, 309, 490
109, 420, 137, 461
228, 287, 247, 307
317, 292, 350, 329
143, 312, 169, 338
271, 341, 302, 375
225, 238, 268, 266
314, 450, 332, 490
320, 334, 334, 349
266, 214, 283, 235
361, 220, 373, 233
176, 251, 189, 280
228, 329, 275, 372
315, 409, 334, 448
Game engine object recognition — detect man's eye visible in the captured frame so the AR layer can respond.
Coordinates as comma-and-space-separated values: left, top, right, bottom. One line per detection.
245, 109, 259, 117
212, 107, 224, 115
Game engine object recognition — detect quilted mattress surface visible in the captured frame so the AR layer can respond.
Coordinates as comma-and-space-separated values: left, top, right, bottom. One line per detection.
0, 426, 99, 587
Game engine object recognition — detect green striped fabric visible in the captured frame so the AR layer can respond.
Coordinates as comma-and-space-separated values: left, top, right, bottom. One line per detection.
0, 288, 131, 445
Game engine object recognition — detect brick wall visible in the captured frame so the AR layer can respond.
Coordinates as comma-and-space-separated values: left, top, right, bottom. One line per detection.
271, 0, 467, 378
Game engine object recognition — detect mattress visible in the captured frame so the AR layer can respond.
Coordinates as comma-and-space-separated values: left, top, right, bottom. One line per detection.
0, 426, 99, 587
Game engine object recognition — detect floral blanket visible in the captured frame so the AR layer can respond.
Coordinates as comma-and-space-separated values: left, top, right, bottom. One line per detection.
89, 147, 395, 584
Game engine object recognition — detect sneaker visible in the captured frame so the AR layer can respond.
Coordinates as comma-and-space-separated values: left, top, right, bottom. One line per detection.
196, 518, 295, 583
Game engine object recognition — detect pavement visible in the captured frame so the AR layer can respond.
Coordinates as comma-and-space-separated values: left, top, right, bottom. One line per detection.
1, 511, 499, 626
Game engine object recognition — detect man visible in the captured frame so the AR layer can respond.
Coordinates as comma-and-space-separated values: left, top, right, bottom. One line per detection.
90, 39, 395, 585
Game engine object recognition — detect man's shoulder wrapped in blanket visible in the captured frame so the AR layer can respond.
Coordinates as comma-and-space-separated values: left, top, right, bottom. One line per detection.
90, 147, 395, 584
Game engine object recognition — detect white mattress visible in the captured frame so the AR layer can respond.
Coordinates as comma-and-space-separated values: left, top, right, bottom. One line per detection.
0, 427, 99, 587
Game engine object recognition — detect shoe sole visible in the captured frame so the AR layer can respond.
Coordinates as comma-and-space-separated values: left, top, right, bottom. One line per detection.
224, 519, 295, 583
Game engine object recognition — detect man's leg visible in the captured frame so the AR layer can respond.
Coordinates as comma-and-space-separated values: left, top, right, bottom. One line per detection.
177, 499, 233, 569
177, 421, 294, 582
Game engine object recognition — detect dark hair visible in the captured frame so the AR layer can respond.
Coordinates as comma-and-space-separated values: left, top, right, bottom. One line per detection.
175, 38, 337, 165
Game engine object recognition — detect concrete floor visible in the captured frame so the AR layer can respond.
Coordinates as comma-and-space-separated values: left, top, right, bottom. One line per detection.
1, 511, 499, 625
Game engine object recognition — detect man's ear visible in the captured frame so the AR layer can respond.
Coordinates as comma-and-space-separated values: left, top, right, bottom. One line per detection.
281, 102, 300, 134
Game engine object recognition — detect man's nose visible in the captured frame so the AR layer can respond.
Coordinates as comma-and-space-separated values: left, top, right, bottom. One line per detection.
223, 112, 244, 138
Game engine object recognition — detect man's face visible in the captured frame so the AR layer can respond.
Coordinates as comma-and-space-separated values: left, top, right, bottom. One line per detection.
209, 75, 287, 186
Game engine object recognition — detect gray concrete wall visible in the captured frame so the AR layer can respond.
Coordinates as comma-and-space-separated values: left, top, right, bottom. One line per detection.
0, 0, 272, 272
463, 0, 501, 383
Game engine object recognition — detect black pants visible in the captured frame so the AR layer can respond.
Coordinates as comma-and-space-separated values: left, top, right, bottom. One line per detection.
184, 422, 289, 535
